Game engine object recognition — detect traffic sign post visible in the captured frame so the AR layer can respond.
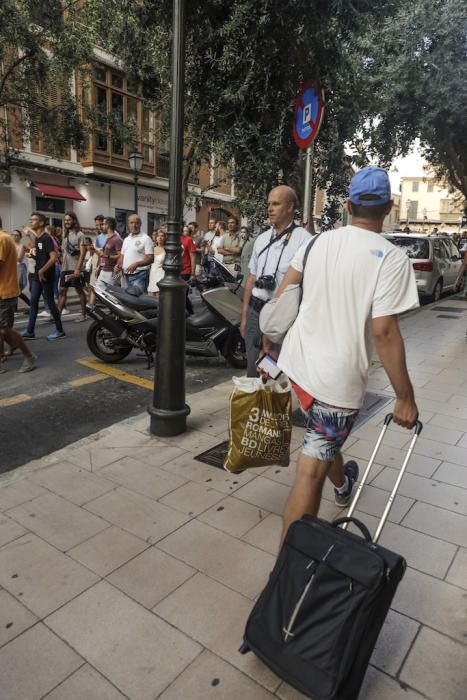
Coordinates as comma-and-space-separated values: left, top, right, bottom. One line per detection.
293, 82, 324, 230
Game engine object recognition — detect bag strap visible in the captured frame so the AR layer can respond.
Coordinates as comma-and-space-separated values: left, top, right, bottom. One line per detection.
300, 233, 321, 285
257, 223, 296, 259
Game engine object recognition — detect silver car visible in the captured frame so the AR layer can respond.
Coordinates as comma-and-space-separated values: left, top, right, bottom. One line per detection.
383, 233, 465, 302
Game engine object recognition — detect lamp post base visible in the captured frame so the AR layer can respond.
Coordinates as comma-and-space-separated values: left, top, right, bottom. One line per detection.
148, 404, 190, 437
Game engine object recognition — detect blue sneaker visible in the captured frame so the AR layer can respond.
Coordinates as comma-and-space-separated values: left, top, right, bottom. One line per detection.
20, 330, 35, 339
47, 330, 66, 341
334, 461, 359, 507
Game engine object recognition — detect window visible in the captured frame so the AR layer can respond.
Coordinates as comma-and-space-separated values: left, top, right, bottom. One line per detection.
115, 208, 133, 238
148, 213, 167, 234
427, 182, 434, 192
92, 64, 155, 163
412, 181, 419, 192
156, 126, 170, 178
210, 207, 232, 222
35, 197, 65, 214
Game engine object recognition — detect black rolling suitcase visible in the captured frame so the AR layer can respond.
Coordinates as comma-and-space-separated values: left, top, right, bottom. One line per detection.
239, 413, 423, 700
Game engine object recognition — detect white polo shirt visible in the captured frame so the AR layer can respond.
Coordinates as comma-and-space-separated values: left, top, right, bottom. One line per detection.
249, 224, 311, 301
121, 232, 154, 272
277, 225, 419, 409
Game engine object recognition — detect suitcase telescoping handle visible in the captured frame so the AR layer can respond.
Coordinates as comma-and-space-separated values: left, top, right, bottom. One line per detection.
342, 413, 423, 544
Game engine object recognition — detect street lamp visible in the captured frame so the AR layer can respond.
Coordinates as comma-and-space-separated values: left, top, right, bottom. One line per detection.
128, 150, 144, 213
149, 0, 190, 437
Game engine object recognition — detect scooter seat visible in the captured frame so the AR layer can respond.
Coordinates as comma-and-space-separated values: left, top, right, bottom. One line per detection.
108, 287, 159, 311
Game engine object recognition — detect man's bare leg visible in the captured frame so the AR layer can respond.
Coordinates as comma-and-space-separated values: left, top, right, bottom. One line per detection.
0, 328, 33, 360
327, 452, 346, 489
280, 452, 330, 548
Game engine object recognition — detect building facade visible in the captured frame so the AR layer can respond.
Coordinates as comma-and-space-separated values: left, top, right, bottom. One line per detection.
0, 53, 237, 235
399, 175, 464, 232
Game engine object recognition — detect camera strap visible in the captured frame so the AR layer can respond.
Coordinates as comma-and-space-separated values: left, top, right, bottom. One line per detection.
257, 223, 295, 259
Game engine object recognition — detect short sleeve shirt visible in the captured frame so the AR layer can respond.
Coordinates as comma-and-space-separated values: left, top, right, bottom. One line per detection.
0, 231, 20, 299
101, 234, 123, 271
121, 232, 154, 271
249, 225, 311, 301
181, 235, 196, 275
277, 225, 419, 409
219, 233, 244, 264
34, 233, 55, 280
61, 231, 86, 271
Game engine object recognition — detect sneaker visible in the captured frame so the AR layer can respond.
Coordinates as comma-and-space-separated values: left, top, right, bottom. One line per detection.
61, 308, 70, 316
334, 461, 359, 507
18, 353, 37, 373
0, 364, 7, 374
37, 310, 51, 318
20, 330, 35, 339
47, 330, 66, 341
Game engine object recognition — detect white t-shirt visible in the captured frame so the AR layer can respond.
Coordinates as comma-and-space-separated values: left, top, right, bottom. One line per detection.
277, 225, 419, 409
121, 232, 154, 271
249, 224, 311, 301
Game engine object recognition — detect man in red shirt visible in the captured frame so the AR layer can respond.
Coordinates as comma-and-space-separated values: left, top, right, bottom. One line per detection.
181, 224, 196, 314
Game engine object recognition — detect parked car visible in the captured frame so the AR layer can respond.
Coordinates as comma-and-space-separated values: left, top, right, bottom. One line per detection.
383, 233, 465, 302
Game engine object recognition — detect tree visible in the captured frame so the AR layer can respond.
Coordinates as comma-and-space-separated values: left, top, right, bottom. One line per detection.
87, 0, 392, 226
0, 1, 94, 159
359, 0, 467, 211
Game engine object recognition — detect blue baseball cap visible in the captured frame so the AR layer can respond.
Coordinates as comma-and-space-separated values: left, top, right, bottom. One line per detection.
349, 166, 391, 206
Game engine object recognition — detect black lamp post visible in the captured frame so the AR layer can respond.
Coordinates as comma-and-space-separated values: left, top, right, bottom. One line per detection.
149, 0, 189, 437
128, 150, 144, 213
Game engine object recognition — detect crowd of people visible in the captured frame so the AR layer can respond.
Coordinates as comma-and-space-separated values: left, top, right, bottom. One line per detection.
0, 209, 252, 374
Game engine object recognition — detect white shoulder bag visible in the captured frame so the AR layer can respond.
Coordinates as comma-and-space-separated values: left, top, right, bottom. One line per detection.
259, 234, 320, 344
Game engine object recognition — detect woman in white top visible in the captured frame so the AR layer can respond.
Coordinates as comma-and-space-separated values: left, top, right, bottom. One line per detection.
148, 230, 167, 296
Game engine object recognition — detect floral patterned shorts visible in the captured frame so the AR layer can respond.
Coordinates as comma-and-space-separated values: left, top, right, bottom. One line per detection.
301, 400, 359, 461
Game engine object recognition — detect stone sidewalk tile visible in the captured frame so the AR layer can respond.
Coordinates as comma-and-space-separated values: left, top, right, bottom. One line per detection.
392, 567, 467, 644
43, 664, 127, 700
372, 467, 467, 516
413, 436, 467, 468
349, 423, 412, 449
345, 439, 441, 478
6, 492, 109, 552
0, 534, 98, 617
0, 589, 38, 648
413, 396, 467, 421
0, 478, 47, 512
457, 432, 467, 448
157, 519, 275, 600
99, 457, 188, 501
159, 480, 226, 516
342, 484, 413, 524
155, 450, 257, 494
232, 476, 290, 515
446, 547, 467, 588
158, 649, 277, 700
158, 426, 224, 454
0, 623, 83, 700
402, 501, 467, 548
370, 610, 420, 677
400, 627, 467, 700
351, 508, 457, 579
46, 580, 201, 700
107, 546, 196, 609
154, 573, 281, 692
198, 495, 267, 538
413, 423, 465, 446
84, 487, 190, 544
67, 525, 149, 577
0, 512, 27, 548
28, 461, 116, 506
242, 513, 283, 555
432, 461, 467, 489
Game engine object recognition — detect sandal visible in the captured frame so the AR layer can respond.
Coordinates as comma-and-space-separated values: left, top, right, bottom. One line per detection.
74, 317, 86, 323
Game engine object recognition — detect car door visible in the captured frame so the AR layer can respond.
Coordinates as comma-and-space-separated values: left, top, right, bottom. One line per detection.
441, 239, 458, 289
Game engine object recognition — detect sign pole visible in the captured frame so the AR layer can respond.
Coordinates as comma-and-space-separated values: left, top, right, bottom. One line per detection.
303, 143, 314, 230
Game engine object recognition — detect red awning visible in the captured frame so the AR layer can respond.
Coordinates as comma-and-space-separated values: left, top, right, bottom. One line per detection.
33, 182, 87, 201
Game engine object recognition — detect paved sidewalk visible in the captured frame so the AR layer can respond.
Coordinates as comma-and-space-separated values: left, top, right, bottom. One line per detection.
0, 300, 466, 700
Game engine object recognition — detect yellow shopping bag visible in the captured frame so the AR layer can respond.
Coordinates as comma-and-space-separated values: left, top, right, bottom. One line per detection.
224, 377, 292, 473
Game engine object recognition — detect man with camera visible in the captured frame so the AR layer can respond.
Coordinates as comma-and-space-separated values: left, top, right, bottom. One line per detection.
240, 185, 311, 376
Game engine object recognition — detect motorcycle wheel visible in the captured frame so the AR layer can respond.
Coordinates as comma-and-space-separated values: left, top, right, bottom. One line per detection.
86, 321, 132, 363
226, 337, 247, 369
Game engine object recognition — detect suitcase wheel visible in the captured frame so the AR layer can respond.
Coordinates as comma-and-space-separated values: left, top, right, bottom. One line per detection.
238, 642, 251, 655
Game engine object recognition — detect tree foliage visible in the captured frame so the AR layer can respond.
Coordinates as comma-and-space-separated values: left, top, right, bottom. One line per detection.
0, 0, 94, 158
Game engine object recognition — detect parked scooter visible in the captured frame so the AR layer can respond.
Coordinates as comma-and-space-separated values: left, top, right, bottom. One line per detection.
86, 261, 247, 369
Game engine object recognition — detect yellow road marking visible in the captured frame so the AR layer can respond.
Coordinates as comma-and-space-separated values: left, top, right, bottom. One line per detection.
76, 357, 153, 390
69, 374, 109, 387
0, 394, 31, 408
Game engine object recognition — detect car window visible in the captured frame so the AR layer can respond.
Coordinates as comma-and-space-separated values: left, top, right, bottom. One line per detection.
448, 240, 459, 258
433, 240, 448, 259
386, 237, 430, 259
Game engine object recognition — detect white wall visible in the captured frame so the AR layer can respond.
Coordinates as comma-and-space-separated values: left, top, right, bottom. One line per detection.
73, 181, 110, 229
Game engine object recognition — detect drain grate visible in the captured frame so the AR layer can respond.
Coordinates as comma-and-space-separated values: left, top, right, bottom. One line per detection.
436, 314, 460, 319
432, 306, 466, 313
195, 440, 229, 469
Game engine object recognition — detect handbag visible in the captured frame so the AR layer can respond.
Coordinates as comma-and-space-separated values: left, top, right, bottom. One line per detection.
259, 234, 320, 344
224, 376, 292, 473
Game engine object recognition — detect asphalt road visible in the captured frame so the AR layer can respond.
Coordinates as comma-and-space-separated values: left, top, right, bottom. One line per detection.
0, 302, 236, 475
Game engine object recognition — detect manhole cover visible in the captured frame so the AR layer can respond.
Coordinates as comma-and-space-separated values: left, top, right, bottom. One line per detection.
195, 440, 229, 469
436, 314, 460, 319
432, 306, 466, 313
